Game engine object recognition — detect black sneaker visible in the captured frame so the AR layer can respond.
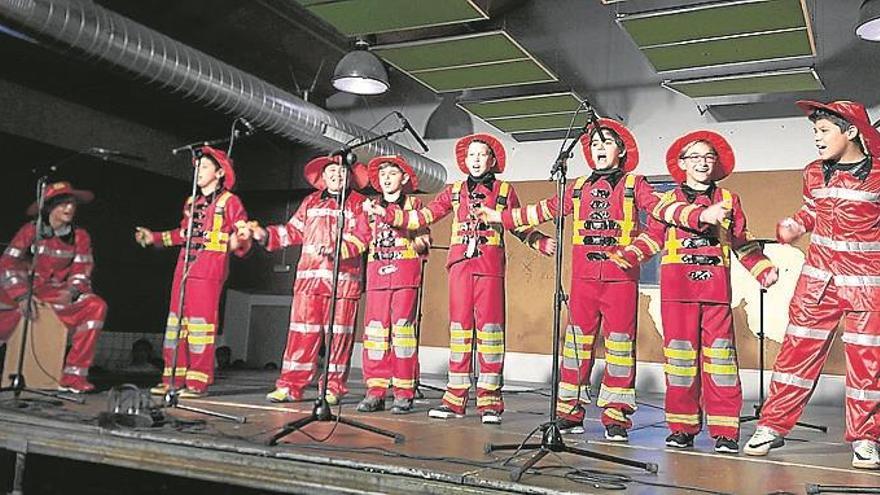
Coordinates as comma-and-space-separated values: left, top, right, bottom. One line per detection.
556, 418, 585, 434
605, 424, 629, 443
356, 396, 385, 413
714, 437, 739, 454
390, 397, 414, 415
665, 432, 695, 449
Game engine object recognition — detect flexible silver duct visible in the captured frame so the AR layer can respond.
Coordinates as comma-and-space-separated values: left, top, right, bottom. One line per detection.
0, 0, 447, 191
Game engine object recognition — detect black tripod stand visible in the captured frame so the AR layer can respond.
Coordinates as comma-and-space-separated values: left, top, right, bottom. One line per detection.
485, 106, 658, 481
157, 120, 254, 423
412, 256, 445, 398
268, 125, 413, 446
740, 239, 826, 433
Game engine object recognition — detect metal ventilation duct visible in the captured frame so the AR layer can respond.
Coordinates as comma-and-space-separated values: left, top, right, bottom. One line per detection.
0, 0, 447, 191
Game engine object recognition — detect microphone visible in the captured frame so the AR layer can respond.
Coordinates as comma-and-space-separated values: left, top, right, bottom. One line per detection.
88, 147, 146, 161
395, 111, 429, 153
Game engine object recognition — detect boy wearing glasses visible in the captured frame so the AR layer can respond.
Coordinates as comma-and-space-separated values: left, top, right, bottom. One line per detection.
364, 133, 553, 425
480, 119, 662, 442
745, 101, 880, 470
612, 130, 777, 453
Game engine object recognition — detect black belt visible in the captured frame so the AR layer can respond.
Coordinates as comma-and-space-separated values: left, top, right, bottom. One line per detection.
586, 252, 609, 261
681, 237, 720, 249
583, 220, 618, 230
581, 236, 618, 246
681, 254, 721, 266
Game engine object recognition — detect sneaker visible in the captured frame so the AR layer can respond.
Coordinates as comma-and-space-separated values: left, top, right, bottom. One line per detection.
714, 437, 739, 454
149, 384, 170, 396
266, 387, 299, 403
390, 397, 414, 415
605, 424, 629, 443
743, 426, 784, 456
57, 376, 95, 394
178, 388, 207, 399
665, 432, 695, 449
852, 440, 880, 470
428, 406, 464, 419
556, 418, 585, 435
481, 410, 502, 425
356, 396, 386, 413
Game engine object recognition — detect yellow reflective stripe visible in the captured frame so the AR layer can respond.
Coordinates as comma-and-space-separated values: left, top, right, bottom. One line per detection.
526, 204, 541, 226
343, 233, 366, 253
393, 209, 405, 227
664, 364, 697, 376
450, 329, 472, 339
367, 378, 390, 388
406, 210, 421, 230
163, 367, 188, 376
477, 344, 504, 354
539, 200, 553, 220
559, 382, 581, 391
161, 231, 173, 247
364, 341, 390, 350
449, 344, 471, 353
393, 338, 417, 347
188, 335, 215, 345
185, 371, 210, 383
602, 386, 635, 396
604, 408, 627, 422
642, 234, 661, 254
571, 176, 588, 243
702, 347, 734, 359
719, 189, 732, 230
666, 413, 700, 425
563, 348, 592, 359
477, 396, 502, 406
565, 333, 595, 344
166, 330, 187, 340
365, 326, 388, 337
476, 330, 502, 341
392, 325, 415, 335
706, 415, 740, 427
604, 339, 633, 352
618, 174, 636, 246
450, 181, 463, 218
664, 348, 697, 360
443, 392, 466, 405
750, 259, 774, 278
605, 354, 635, 366
392, 378, 415, 389
187, 322, 215, 332
661, 228, 680, 265
496, 182, 510, 212
704, 363, 738, 375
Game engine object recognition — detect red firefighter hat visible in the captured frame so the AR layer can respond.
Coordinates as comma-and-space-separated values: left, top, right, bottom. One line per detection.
666, 130, 736, 183
795, 100, 880, 157
27, 181, 94, 216
303, 154, 369, 190
196, 146, 236, 190
454, 133, 506, 174
367, 155, 419, 193
579, 118, 640, 172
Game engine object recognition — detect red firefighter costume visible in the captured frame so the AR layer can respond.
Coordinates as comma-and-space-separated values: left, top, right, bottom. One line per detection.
361, 156, 428, 401
500, 119, 660, 429
152, 147, 250, 393
757, 101, 880, 443
0, 182, 106, 392
382, 133, 551, 415
263, 156, 371, 399
635, 131, 775, 440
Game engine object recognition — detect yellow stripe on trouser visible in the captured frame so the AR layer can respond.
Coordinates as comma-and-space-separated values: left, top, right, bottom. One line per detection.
707, 415, 739, 428
666, 413, 700, 425
392, 378, 414, 389
367, 378, 390, 389
664, 364, 697, 376
186, 371, 210, 383
442, 392, 465, 406
703, 363, 737, 375
604, 408, 627, 422
664, 348, 697, 360
163, 367, 187, 376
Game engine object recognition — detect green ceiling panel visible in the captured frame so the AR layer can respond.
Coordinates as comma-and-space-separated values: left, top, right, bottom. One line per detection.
300, 0, 488, 36
643, 29, 812, 72
459, 93, 581, 119
666, 69, 822, 98
621, 0, 808, 47
488, 113, 589, 133
414, 60, 554, 92
373, 32, 525, 72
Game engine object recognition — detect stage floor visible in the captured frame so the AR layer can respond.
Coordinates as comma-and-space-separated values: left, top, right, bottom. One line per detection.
0, 370, 876, 494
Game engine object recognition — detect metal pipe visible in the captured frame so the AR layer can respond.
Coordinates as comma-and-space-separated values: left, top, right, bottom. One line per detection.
0, 0, 447, 191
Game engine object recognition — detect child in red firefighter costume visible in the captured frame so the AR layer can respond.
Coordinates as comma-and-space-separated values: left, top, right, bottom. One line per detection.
135, 146, 251, 398
613, 130, 778, 453
481, 119, 661, 441
356, 155, 430, 415
744, 100, 880, 469
365, 133, 553, 425
0, 182, 107, 393
254, 156, 371, 404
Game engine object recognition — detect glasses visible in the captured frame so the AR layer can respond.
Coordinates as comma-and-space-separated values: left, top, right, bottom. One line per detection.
681, 154, 718, 165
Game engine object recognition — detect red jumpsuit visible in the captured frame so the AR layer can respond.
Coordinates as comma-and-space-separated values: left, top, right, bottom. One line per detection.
649, 185, 774, 439
759, 158, 880, 442
501, 171, 660, 428
265, 189, 370, 398
0, 223, 106, 386
385, 178, 548, 414
362, 195, 427, 401
153, 190, 249, 393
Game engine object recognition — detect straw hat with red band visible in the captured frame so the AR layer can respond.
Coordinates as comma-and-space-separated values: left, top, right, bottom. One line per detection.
665, 130, 736, 183
27, 181, 94, 216
367, 155, 419, 193
196, 146, 236, 190
454, 133, 506, 175
579, 118, 640, 172
795, 99, 880, 157
303, 155, 370, 190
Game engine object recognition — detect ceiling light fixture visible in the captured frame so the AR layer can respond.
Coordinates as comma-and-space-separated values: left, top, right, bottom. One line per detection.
331, 39, 390, 95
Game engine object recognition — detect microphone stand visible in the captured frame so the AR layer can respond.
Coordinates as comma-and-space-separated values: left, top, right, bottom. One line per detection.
268, 125, 409, 446
740, 239, 826, 433
159, 128, 247, 423
485, 106, 658, 481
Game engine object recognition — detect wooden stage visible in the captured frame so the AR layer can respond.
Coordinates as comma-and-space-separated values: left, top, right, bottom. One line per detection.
0, 370, 876, 494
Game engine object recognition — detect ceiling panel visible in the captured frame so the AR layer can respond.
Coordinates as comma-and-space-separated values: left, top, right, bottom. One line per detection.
458, 92, 584, 136
373, 31, 557, 92
664, 67, 823, 99
296, 0, 488, 36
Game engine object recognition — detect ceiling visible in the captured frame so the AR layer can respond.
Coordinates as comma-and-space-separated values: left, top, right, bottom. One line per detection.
0, 0, 877, 186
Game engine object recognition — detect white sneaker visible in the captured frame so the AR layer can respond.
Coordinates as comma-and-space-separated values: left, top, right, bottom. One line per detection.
428, 406, 464, 419
743, 426, 784, 456
481, 411, 502, 425
852, 440, 880, 470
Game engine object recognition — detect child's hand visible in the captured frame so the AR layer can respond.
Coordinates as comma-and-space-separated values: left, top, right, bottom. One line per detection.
760, 266, 779, 288
476, 206, 502, 224
607, 249, 636, 270
538, 237, 557, 256
776, 217, 805, 244
699, 202, 731, 226
251, 223, 268, 243
235, 220, 253, 241
134, 227, 154, 247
